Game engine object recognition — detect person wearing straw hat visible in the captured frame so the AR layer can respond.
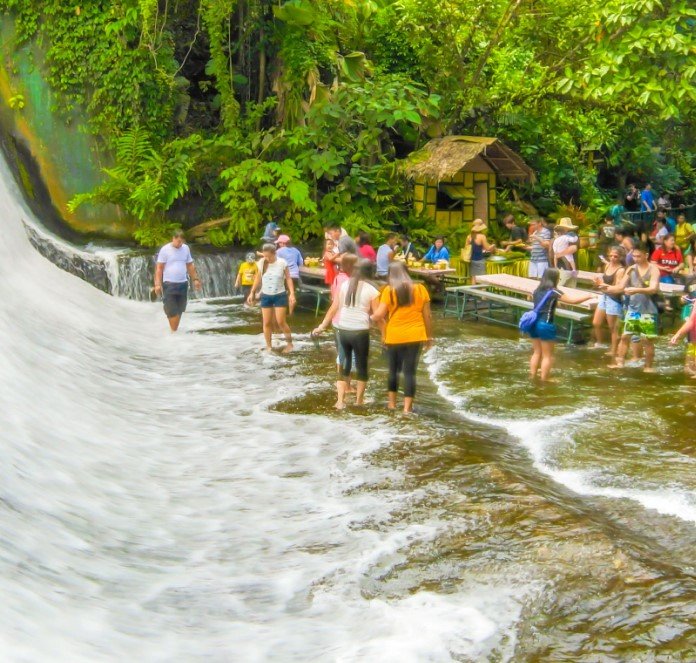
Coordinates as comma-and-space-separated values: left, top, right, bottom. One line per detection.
552, 217, 579, 287
465, 219, 496, 283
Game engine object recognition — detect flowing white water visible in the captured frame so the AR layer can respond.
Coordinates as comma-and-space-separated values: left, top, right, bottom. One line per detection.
425, 344, 696, 524
0, 159, 535, 659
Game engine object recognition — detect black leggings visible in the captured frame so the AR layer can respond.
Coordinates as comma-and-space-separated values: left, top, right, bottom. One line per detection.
338, 329, 370, 382
386, 342, 422, 398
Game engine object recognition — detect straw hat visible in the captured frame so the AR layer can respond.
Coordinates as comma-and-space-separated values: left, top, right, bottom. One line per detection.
471, 219, 487, 233
556, 217, 578, 230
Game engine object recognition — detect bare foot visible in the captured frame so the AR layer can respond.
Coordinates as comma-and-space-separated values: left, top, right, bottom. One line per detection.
642, 367, 655, 373
282, 344, 293, 354
262, 347, 274, 353
604, 351, 614, 357
608, 363, 624, 369
335, 402, 346, 410
541, 377, 559, 384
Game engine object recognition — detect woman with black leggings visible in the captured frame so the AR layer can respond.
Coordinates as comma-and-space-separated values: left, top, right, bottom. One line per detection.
313, 260, 380, 409
371, 262, 433, 413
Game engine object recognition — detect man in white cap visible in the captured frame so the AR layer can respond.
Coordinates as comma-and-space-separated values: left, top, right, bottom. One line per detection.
275, 234, 303, 313
552, 217, 579, 287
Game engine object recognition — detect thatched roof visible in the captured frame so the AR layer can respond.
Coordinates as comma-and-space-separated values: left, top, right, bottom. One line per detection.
404, 136, 536, 184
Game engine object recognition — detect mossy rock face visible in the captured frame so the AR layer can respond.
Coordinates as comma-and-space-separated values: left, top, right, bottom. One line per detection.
0, 16, 133, 240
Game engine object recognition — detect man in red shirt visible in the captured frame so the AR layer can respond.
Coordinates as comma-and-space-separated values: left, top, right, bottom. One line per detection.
650, 234, 684, 284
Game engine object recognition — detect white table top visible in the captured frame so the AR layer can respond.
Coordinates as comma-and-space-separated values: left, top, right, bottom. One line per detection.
474, 273, 599, 309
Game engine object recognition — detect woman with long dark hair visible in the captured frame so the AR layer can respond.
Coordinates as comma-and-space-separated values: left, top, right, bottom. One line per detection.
592, 245, 626, 359
371, 262, 432, 413
526, 268, 594, 381
313, 260, 380, 409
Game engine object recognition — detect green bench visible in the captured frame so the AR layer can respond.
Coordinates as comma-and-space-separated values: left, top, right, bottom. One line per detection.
298, 283, 330, 316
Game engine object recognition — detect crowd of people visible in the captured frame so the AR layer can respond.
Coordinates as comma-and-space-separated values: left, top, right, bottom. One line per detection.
153, 203, 696, 404
154, 223, 445, 413
512, 206, 696, 380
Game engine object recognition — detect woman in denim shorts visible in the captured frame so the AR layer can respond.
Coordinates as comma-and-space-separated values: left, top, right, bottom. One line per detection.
592, 246, 627, 361
247, 244, 296, 353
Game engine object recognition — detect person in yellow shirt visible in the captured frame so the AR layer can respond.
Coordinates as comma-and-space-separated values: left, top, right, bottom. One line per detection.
371, 262, 433, 413
674, 213, 695, 252
235, 252, 259, 300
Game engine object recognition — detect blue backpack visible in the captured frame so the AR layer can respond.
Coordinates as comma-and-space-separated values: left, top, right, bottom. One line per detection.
519, 289, 555, 334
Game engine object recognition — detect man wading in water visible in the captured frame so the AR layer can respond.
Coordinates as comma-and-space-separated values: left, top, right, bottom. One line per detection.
610, 243, 661, 373
154, 230, 202, 332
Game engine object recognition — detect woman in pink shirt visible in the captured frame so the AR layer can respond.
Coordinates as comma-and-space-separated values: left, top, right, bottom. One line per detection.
357, 232, 377, 262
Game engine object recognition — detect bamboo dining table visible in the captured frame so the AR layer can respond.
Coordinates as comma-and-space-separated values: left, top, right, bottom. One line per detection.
407, 267, 457, 278
474, 273, 600, 309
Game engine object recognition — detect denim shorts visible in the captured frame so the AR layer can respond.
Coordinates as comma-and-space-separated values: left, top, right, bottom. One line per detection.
598, 294, 624, 317
260, 292, 288, 308
529, 320, 557, 341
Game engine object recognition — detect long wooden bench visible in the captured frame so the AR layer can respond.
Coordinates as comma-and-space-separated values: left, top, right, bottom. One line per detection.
445, 285, 591, 344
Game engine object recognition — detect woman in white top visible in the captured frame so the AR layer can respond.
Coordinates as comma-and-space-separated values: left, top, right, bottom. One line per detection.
314, 260, 380, 409
248, 243, 296, 353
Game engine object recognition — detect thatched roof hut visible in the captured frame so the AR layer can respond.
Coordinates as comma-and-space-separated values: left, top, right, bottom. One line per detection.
404, 136, 536, 184
404, 136, 535, 229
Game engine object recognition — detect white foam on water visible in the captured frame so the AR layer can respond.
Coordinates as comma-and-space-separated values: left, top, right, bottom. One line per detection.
0, 156, 535, 659
425, 347, 696, 524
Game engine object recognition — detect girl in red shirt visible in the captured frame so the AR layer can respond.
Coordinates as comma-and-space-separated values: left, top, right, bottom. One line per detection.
650, 234, 684, 284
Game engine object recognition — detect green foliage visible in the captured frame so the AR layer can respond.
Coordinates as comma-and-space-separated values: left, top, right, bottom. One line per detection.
201, 0, 240, 131
218, 158, 318, 243
1, 1, 179, 138
69, 127, 202, 245
3, 0, 694, 246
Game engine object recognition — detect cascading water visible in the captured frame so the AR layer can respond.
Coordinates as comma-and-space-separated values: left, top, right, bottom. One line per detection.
95, 249, 241, 300
3, 150, 527, 661
25, 216, 243, 300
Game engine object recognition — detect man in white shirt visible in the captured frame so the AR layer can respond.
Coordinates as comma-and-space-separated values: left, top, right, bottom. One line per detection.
154, 230, 202, 332
552, 218, 579, 287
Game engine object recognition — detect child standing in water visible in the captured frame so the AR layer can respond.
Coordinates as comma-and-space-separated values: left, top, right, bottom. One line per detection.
323, 238, 338, 287
235, 252, 259, 301
526, 268, 594, 382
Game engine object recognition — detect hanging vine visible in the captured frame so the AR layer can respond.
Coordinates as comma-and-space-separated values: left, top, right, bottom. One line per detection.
201, 0, 240, 131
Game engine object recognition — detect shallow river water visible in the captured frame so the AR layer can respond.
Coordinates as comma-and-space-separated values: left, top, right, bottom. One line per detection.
0, 153, 694, 661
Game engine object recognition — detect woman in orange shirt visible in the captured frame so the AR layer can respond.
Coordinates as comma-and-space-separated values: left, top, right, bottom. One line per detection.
371, 262, 433, 413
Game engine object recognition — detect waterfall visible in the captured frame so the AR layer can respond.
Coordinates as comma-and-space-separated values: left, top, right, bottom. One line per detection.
23, 218, 244, 300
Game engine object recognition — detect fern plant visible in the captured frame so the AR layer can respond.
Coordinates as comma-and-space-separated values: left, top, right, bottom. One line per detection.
69, 127, 202, 245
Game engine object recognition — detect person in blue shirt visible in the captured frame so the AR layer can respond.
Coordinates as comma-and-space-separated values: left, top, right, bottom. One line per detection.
641, 184, 656, 214
655, 208, 676, 233
275, 234, 303, 312
423, 236, 450, 263
262, 221, 281, 243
